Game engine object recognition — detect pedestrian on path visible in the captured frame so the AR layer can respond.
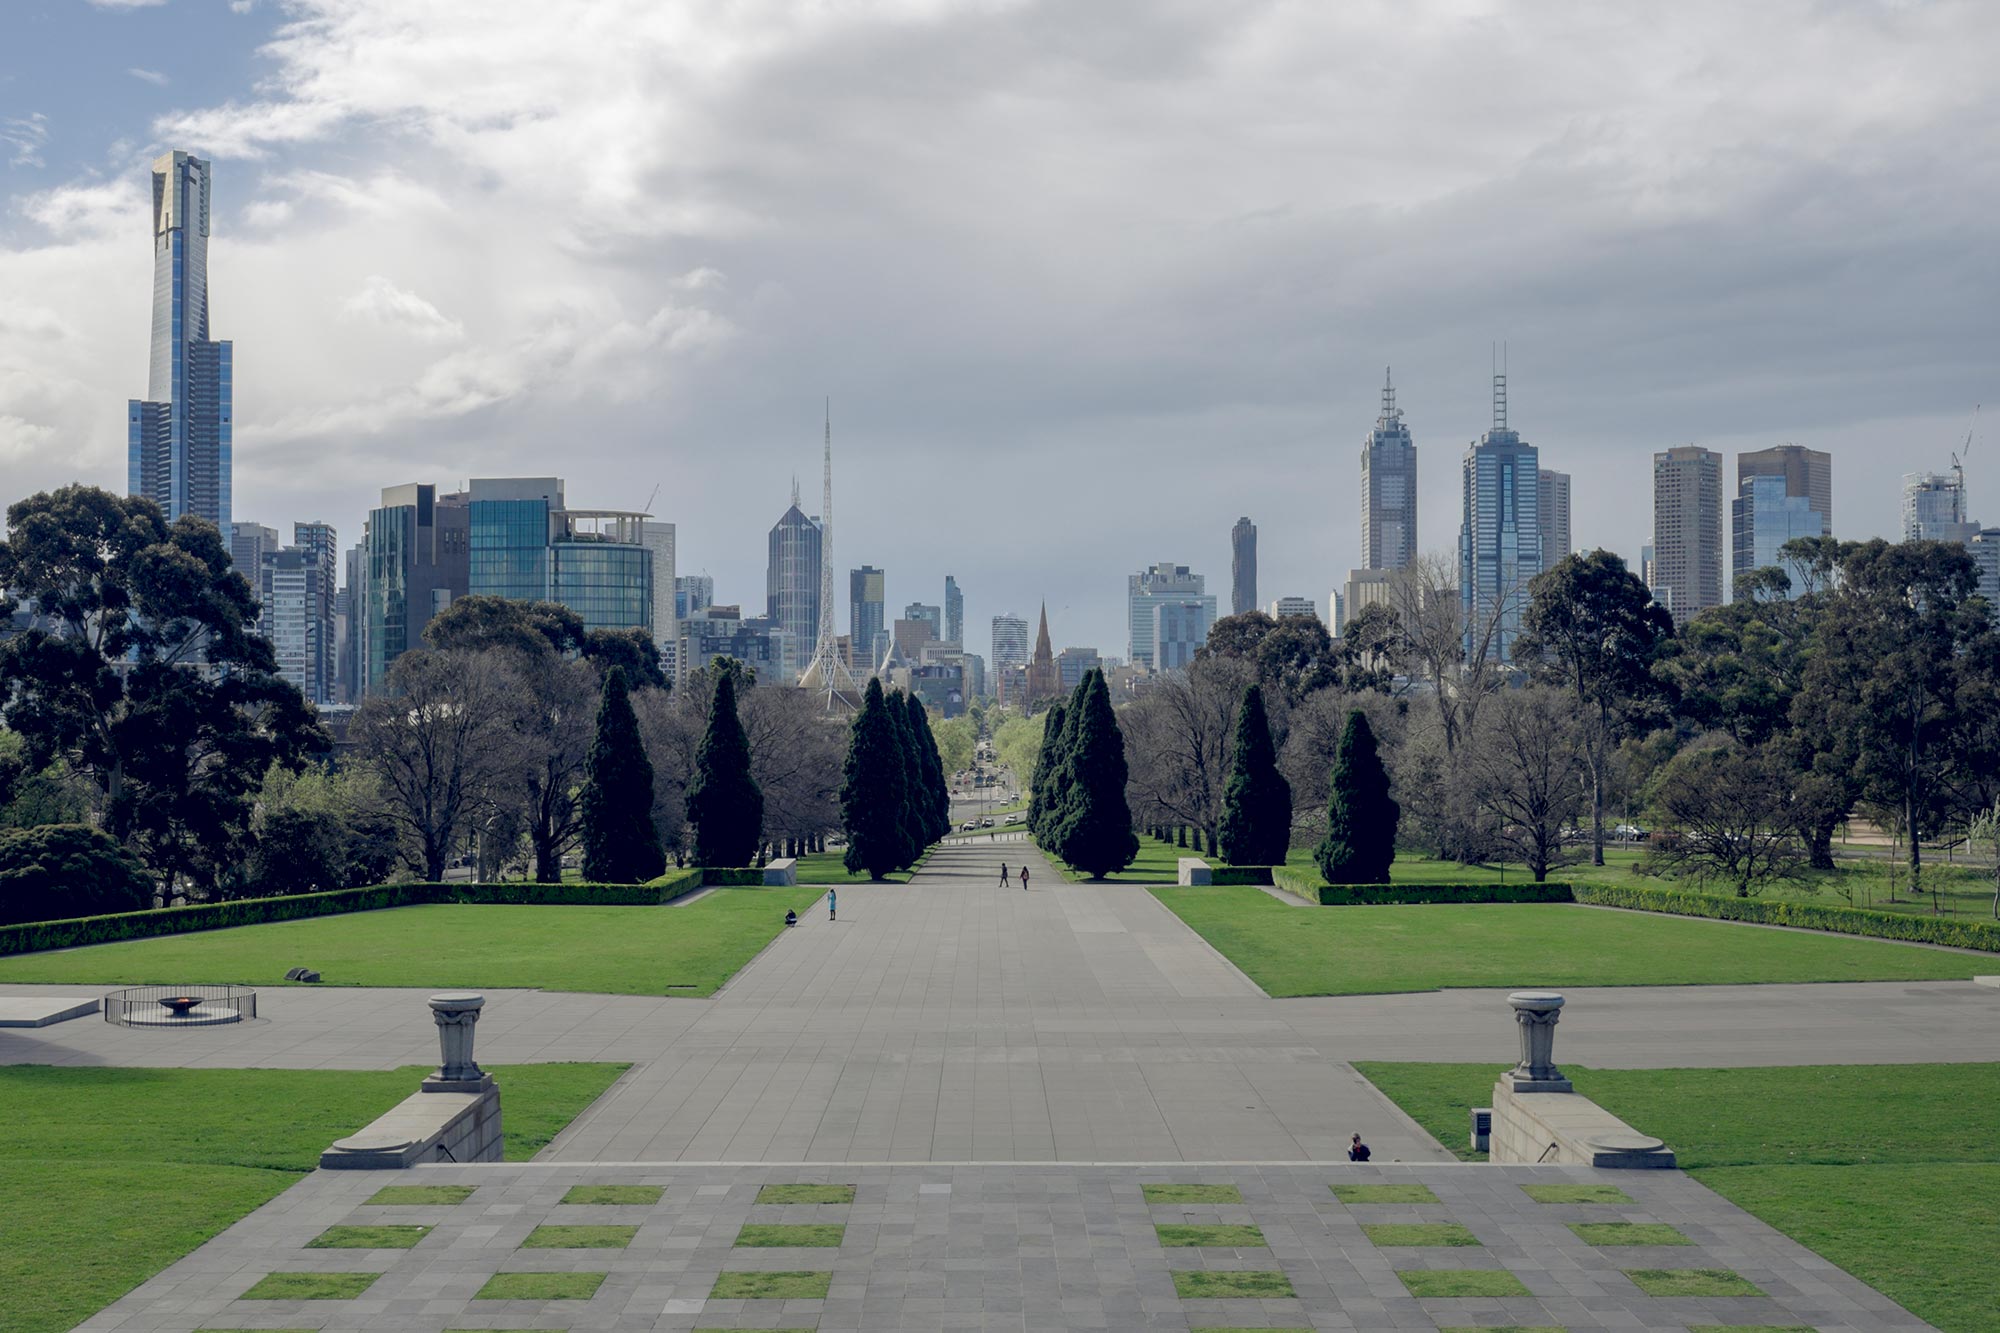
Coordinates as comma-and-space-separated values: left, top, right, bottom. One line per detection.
828, 888, 836, 923
1348, 1133, 1371, 1162
1019, 864, 1030, 891
999, 861, 1009, 887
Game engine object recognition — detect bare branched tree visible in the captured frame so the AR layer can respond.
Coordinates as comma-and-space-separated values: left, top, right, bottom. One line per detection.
1121, 656, 1257, 849
1464, 687, 1588, 882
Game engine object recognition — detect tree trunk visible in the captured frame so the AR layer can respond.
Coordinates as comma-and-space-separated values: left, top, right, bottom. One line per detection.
1906, 790, 1927, 912
533, 834, 561, 883
1808, 817, 1836, 871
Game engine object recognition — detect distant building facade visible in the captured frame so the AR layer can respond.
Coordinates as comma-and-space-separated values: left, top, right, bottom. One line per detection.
1537, 468, 1571, 565
467, 477, 653, 635
904, 602, 943, 642
676, 575, 714, 620
1230, 517, 1257, 617
640, 521, 677, 679
1903, 471, 1977, 543
1360, 370, 1418, 572
1342, 568, 1393, 635
1739, 444, 1832, 536
1056, 646, 1101, 690
361, 483, 470, 694
850, 566, 887, 670
943, 575, 963, 644
1128, 561, 1214, 669
766, 494, 823, 681
1651, 446, 1723, 625
1733, 475, 1826, 599
991, 613, 1030, 703
1267, 596, 1317, 619
1457, 373, 1542, 663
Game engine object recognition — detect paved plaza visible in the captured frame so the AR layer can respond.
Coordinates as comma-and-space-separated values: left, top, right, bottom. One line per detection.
11, 838, 1985, 1329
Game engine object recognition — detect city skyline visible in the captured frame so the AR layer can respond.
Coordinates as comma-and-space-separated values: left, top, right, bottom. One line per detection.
4, 5, 1997, 661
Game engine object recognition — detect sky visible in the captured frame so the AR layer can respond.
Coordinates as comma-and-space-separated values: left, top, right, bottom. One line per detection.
3, 0, 1998, 669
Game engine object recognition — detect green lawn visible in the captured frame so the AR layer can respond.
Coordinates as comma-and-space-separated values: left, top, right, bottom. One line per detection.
754, 1183, 855, 1205
1170, 1270, 1295, 1299
1149, 889, 1977, 997
792, 850, 914, 884
707, 1271, 832, 1300
1355, 1061, 2000, 1333
1043, 833, 1187, 884
0, 890, 824, 996
0, 1062, 623, 1333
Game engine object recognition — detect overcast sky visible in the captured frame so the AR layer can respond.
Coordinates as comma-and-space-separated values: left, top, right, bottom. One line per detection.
4, 0, 1997, 666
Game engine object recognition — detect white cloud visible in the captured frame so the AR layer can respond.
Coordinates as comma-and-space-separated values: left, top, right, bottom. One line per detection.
86, 0, 169, 9
2, 113, 48, 168
127, 68, 170, 88
5, 0, 2000, 656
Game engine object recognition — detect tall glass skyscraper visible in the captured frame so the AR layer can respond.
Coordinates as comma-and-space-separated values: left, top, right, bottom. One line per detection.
766, 496, 823, 682
944, 574, 963, 644
1458, 373, 1542, 662
466, 478, 653, 635
129, 151, 232, 532
851, 566, 886, 668
1360, 370, 1417, 572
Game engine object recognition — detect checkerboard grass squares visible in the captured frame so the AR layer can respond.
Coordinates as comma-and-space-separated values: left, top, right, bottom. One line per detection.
1623, 1268, 1767, 1297
1436, 1327, 1568, 1333
561, 1184, 663, 1205
1569, 1222, 1692, 1246
1170, 1270, 1297, 1299
240, 1272, 383, 1300
708, 1271, 833, 1299
1142, 1182, 1244, 1204
1521, 1183, 1632, 1205
521, 1224, 637, 1248
1397, 1269, 1532, 1298
474, 1272, 607, 1300
307, 1224, 431, 1248
1333, 1182, 1440, 1204
364, 1183, 477, 1206
735, 1223, 846, 1247
1155, 1223, 1267, 1247
753, 1183, 855, 1204
1363, 1222, 1480, 1247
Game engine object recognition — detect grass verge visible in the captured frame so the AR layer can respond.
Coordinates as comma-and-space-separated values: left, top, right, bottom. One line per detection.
240, 1272, 382, 1300
707, 1271, 832, 1300
1331, 1183, 1438, 1205
306, 1224, 430, 1248
1170, 1270, 1296, 1299
754, 1183, 855, 1205
521, 1224, 635, 1248
1155, 1224, 1266, 1247
735, 1224, 845, 1247
1397, 1269, 1530, 1298
1363, 1222, 1480, 1247
474, 1272, 606, 1300
561, 1184, 662, 1206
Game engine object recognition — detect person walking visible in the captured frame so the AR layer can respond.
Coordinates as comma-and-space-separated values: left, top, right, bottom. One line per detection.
827, 888, 837, 923
1019, 864, 1030, 891
999, 861, 1009, 887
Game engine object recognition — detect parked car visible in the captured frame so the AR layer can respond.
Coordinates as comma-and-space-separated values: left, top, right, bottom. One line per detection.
981, 818, 994, 828
1613, 824, 1649, 842
961, 821, 978, 831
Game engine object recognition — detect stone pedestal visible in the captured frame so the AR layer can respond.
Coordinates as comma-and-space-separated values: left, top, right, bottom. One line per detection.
1176, 858, 1213, 886
422, 991, 494, 1094
1502, 990, 1573, 1093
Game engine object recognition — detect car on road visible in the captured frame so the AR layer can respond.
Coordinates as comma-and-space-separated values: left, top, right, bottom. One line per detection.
961, 821, 978, 831
981, 818, 994, 828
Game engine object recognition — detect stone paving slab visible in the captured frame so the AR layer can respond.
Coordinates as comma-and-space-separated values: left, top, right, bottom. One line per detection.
79, 1161, 1935, 1332
0, 992, 98, 1026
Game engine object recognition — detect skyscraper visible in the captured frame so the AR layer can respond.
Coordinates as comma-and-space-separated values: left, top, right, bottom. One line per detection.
1651, 446, 1723, 625
944, 574, 963, 644
905, 602, 943, 641
293, 521, 339, 704
1738, 444, 1832, 535
1360, 369, 1417, 571
1903, 471, 1977, 543
129, 151, 232, 533
1537, 469, 1571, 564
676, 575, 714, 620
1230, 518, 1257, 617
1128, 561, 1214, 668
362, 483, 470, 694
229, 523, 278, 589
991, 613, 1029, 673
640, 521, 677, 680
766, 487, 823, 682
851, 566, 886, 668
1458, 371, 1542, 662
466, 478, 653, 635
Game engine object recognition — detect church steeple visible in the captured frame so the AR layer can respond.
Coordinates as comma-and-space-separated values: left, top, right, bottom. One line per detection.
1033, 602, 1053, 663
1025, 601, 1060, 705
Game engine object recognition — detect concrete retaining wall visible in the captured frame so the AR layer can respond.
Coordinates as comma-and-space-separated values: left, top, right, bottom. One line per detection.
1489, 1081, 1675, 1169
320, 1085, 503, 1169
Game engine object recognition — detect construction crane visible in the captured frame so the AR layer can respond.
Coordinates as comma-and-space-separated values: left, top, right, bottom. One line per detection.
1950, 405, 1979, 498
641, 483, 661, 516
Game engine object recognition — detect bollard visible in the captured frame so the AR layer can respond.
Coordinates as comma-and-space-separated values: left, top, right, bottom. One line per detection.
1502, 990, 1573, 1093
422, 992, 493, 1093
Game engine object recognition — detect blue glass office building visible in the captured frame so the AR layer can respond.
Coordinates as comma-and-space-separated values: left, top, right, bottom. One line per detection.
1457, 374, 1543, 663
467, 479, 653, 635
129, 151, 232, 532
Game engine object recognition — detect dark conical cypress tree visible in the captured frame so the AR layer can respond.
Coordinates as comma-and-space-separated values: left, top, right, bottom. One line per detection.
901, 692, 951, 842
1315, 708, 1399, 884
1217, 684, 1293, 866
1037, 684, 1088, 845
580, 666, 667, 882
1025, 701, 1066, 841
841, 678, 908, 880
885, 690, 928, 868
1047, 670, 1138, 878
686, 669, 764, 867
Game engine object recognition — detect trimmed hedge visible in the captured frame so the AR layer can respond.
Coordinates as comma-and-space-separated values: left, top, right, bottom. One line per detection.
1572, 883, 2000, 954
699, 868, 766, 887
0, 870, 713, 959
1208, 866, 1274, 886
1270, 864, 1574, 905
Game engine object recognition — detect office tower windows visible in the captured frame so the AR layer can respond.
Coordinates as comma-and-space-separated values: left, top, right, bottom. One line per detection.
1457, 371, 1542, 662
1903, 471, 1978, 543
1267, 596, 1317, 619
640, 522, 677, 679
291, 521, 339, 704
363, 483, 470, 694
1651, 446, 1723, 625
1056, 646, 1102, 689
1151, 600, 1213, 672
1360, 369, 1417, 571
1738, 444, 1832, 536
1230, 517, 1257, 616
1732, 475, 1825, 599
466, 478, 652, 635
944, 574, 963, 644
1537, 468, 1571, 563
676, 575, 714, 620
1128, 561, 1215, 668
767, 492, 823, 682
129, 151, 232, 533
904, 602, 943, 642
851, 566, 886, 668
991, 614, 1029, 671
229, 523, 278, 594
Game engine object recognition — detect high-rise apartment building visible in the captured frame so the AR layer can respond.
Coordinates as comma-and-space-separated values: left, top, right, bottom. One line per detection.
1537, 469, 1571, 564
676, 575, 714, 620
339, 544, 364, 702
640, 521, 677, 679
850, 566, 886, 669
1128, 561, 1214, 669
361, 483, 470, 694
229, 523, 279, 588
1651, 446, 1723, 625
1739, 445, 1832, 535
766, 491, 823, 682
904, 602, 943, 642
1360, 370, 1418, 571
1230, 518, 1257, 617
1969, 528, 2000, 620
467, 478, 653, 635
1732, 475, 1825, 599
991, 612, 1029, 690
1267, 596, 1317, 619
1903, 471, 1977, 543
1151, 601, 1213, 672
260, 546, 334, 705
1056, 646, 1102, 690
291, 521, 339, 704
129, 151, 233, 534
944, 575, 963, 644
1342, 568, 1393, 635
1458, 373, 1542, 663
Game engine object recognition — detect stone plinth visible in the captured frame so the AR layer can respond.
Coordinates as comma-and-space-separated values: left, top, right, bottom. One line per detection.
1176, 858, 1213, 886
1489, 1079, 1675, 1168
1503, 990, 1573, 1093
319, 1086, 502, 1169
763, 857, 798, 886
422, 992, 492, 1094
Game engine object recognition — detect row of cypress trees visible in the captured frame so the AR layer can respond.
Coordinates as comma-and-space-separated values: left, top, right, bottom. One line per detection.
839, 677, 951, 879
1204, 685, 1400, 883
1028, 668, 1138, 879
